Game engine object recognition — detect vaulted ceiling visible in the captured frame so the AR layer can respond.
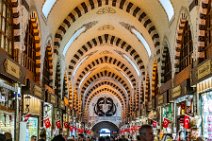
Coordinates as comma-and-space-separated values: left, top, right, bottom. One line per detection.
34, 0, 181, 123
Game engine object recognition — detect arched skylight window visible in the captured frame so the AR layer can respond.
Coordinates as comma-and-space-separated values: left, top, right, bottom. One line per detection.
159, 0, 174, 21
123, 54, 141, 77
63, 26, 86, 56
42, 0, 56, 18
131, 28, 152, 57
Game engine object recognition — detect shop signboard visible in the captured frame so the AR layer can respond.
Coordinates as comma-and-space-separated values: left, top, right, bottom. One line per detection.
60, 100, 65, 110
50, 94, 57, 105
4, 59, 20, 79
157, 94, 163, 106
197, 59, 212, 80
171, 85, 181, 100
33, 85, 43, 99
0, 50, 26, 83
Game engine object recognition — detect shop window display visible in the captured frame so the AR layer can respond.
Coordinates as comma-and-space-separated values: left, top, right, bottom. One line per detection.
162, 103, 173, 134
201, 91, 212, 140
43, 102, 53, 141
0, 87, 15, 139
24, 117, 38, 141
176, 96, 194, 141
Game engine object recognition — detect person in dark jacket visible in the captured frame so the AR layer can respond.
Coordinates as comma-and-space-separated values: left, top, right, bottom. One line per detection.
138, 124, 154, 141
38, 128, 46, 141
0, 133, 6, 141
4, 132, 12, 141
51, 134, 65, 141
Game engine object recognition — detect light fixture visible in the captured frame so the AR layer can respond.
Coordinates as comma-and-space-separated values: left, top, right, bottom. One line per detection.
44, 103, 50, 116
24, 95, 31, 113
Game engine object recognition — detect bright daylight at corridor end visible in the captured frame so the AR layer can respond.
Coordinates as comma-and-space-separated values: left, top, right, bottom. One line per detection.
0, 0, 211, 141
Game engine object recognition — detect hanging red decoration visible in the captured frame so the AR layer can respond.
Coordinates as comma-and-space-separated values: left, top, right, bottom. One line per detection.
69, 126, 74, 131
56, 120, 61, 128
152, 120, 157, 128
43, 117, 51, 128
24, 114, 31, 122
64, 122, 69, 128
184, 115, 190, 129
162, 118, 170, 128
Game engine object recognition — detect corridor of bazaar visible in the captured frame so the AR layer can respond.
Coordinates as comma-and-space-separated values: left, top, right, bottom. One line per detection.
0, 0, 212, 141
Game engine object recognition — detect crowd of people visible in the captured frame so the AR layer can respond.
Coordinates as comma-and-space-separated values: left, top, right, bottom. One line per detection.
0, 124, 205, 141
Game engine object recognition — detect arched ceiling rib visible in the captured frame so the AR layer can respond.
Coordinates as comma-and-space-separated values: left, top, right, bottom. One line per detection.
79, 67, 132, 96
84, 80, 127, 103
74, 54, 137, 85
85, 86, 125, 108
67, 34, 145, 79
83, 78, 129, 102
35, 0, 176, 122
53, 0, 160, 53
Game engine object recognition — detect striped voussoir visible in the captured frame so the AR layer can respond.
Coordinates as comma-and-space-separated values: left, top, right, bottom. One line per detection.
175, 13, 188, 73
63, 74, 69, 97
145, 74, 150, 105
160, 46, 170, 83
26, 12, 41, 82
85, 87, 125, 109
55, 61, 61, 94
85, 80, 127, 102
12, 0, 20, 46
68, 34, 145, 80
198, 0, 211, 59
46, 45, 54, 87
75, 55, 136, 90
54, 0, 160, 61
80, 70, 131, 97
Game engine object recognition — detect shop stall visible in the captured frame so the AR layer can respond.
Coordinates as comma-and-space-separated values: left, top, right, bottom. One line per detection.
22, 84, 42, 141
171, 84, 194, 141
0, 86, 16, 137
197, 77, 212, 140
43, 102, 53, 141
195, 59, 212, 140
0, 49, 25, 140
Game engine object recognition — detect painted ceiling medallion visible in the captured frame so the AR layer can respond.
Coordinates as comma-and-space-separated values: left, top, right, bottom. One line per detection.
94, 97, 117, 116
96, 7, 116, 14
98, 25, 115, 30
99, 50, 112, 55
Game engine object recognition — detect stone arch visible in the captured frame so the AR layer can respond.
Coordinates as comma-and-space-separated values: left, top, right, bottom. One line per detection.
92, 121, 119, 136
174, 8, 193, 73
145, 73, 150, 105
198, 0, 211, 60
29, 11, 41, 81
84, 81, 127, 103
161, 39, 172, 83
68, 34, 145, 79
80, 70, 131, 96
75, 56, 136, 87
85, 87, 125, 109
54, 0, 160, 56
44, 42, 54, 86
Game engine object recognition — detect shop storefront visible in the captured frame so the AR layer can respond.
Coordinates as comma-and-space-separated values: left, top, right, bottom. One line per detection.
43, 85, 55, 141
200, 90, 212, 140
43, 101, 53, 141
0, 86, 16, 137
171, 84, 194, 141
197, 74, 212, 140
158, 80, 173, 140
22, 84, 42, 141
195, 59, 212, 140
0, 50, 25, 140
57, 99, 65, 135
51, 94, 59, 136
